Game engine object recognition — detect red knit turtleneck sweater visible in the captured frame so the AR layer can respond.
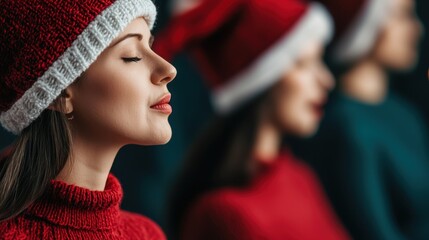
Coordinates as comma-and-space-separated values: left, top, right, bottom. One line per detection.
0, 174, 166, 240
181, 150, 350, 240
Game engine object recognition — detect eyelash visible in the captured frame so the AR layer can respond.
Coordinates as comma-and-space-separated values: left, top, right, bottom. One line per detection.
122, 57, 142, 63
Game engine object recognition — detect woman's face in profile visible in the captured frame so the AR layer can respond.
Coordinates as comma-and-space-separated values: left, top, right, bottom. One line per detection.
270, 41, 334, 138
66, 18, 177, 147
373, 0, 422, 71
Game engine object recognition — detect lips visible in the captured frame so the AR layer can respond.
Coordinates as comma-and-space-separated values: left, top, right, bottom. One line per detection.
310, 98, 327, 119
151, 93, 172, 114
311, 103, 324, 118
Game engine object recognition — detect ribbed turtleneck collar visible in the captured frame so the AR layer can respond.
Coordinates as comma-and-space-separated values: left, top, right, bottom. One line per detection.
25, 174, 122, 230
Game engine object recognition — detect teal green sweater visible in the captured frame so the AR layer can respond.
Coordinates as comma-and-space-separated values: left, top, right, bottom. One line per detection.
303, 91, 429, 240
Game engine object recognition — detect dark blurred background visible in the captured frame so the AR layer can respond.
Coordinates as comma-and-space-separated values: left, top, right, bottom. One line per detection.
0, 0, 428, 231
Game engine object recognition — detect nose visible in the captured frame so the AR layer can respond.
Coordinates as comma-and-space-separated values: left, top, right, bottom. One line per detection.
318, 63, 335, 91
151, 53, 177, 85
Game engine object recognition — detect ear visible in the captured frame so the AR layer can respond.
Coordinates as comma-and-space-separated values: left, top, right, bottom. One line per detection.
47, 87, 74, 114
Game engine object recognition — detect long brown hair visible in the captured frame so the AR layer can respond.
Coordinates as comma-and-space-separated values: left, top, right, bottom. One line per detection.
0, 98, 72, 221
168, 90, 272, 238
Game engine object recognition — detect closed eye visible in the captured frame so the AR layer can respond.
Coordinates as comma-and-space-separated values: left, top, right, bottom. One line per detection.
122, 57, 142, 63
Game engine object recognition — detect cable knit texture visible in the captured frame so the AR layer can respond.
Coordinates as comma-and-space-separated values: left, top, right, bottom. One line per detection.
0, 174, 166, 240
181, 150, 350, 240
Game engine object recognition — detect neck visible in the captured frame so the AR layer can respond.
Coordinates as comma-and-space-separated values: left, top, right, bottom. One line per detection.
341, 59, 388, 104
56, 132, 121, 191
253, 118, 281, 163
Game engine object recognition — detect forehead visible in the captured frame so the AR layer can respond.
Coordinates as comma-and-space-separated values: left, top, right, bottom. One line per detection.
298, 40, 323, 58
117, 17, 151, 39
392, 0, 414, 9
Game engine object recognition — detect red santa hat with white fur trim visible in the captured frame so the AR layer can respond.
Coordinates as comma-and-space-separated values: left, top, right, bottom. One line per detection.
154, 0, 333, 114
316, 0, 392, 63
0, 0, 157, 134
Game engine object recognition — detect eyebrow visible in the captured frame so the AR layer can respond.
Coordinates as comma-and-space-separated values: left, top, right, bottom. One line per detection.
110, 33, 154, 47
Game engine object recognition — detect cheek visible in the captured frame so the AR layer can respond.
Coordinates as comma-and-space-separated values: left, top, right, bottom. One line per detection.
275, 75, 319, 135
73, 62, 153, 139
376, 22, 419, 68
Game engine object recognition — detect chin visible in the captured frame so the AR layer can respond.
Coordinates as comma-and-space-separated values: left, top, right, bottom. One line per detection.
136, 135, 172, 146
131, 124, 172, 146
297, 128, 318, 138
289, 123, 319, 138
150, 126, 172, 145
157, 133, 172, 145
386, 52, 419, 71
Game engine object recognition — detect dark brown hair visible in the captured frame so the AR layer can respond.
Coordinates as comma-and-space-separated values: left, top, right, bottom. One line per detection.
168, 91, 272, 238
0, 99, 72, 221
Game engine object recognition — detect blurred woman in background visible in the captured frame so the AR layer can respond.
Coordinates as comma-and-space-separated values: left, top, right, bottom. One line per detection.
154, 0, 349, 239
297, 0, 429, 239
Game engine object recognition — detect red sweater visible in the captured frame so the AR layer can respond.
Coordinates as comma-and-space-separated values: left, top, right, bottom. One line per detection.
0, 174, 165, 240
182, 150, 350, 240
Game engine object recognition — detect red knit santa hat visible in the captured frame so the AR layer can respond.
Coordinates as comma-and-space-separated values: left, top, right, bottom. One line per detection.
316, 0, 392, 63
0, 0, 157, 134
154, 0, 333, 114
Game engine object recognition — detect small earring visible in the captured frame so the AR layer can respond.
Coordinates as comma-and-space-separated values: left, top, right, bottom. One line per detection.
66, 112, 74, 120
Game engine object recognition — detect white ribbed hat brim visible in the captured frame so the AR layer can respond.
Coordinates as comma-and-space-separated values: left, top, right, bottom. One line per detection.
0, 0, 157, 134
212, 3, 334, 114
333, 0, 391, 63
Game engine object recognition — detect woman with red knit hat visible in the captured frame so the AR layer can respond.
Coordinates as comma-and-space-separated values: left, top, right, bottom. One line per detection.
0, 0, 176, 239
298, 0, 429, 239
154, 0, 350, 239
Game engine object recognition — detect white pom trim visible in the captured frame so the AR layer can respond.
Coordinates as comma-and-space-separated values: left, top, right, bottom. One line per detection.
212, 3, 334, 114
0, 0, 157, 134
333, 0, 391, 63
